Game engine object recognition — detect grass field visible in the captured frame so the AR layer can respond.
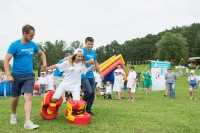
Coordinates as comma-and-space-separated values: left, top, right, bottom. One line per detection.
1, 65, 200, 133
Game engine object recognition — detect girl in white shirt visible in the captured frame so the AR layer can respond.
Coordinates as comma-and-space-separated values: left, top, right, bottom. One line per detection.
113, 69, 122, 100
127, 65, 137, 102
116, 64, 125, 98
42, 49, 94, 104
188, 70, 199, 100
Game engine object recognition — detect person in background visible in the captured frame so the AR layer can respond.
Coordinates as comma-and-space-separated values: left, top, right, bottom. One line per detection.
116, 64, 125, 99
46, 70, 54, 92
104, 81, 112, 99
38, 72, 47, 96
188, 70, 199, 100
53, 53, 71, 102
127, 65, 137, 102
186, 67, 189, 76
94, 67, 102, 98
165, 68, 178, 99
113, 69, 121, 100
143, 69, 152, 95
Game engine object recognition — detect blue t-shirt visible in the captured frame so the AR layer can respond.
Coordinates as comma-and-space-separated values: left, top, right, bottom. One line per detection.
7, 40, 40, 74
81, 48, 96, 78
53, 59, 64, 77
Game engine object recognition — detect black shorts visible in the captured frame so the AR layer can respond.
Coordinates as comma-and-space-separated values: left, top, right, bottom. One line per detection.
11, 73, 35, 97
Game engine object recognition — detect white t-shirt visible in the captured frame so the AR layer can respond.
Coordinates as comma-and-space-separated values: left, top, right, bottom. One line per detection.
106, 85, 112, 94
38, 77, 48, 85
46, 74, 54, 91
127, 71, 137, 88
94, 72, 101, 83
56, 60, 87, 91
115, 68, 124, 80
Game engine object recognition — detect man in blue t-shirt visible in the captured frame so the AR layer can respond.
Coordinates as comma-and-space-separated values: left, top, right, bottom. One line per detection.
53, 53, 70, 102
81, 37, 104, 116
4, 25, 47, 129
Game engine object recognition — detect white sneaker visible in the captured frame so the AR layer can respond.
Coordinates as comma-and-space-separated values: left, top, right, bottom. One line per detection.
10, 114, 17, 124
24, 120, 39, 129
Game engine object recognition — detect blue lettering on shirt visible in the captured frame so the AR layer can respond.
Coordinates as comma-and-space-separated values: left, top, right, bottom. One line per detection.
7, 39, 40, 74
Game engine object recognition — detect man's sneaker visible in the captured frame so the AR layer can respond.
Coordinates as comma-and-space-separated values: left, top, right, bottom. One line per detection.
24, 120, 39, 129
10, 114, 17, 124
88, 111, 95, 116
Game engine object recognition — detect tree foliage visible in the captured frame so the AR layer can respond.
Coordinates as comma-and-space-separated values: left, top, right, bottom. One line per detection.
157, 32, 188, 65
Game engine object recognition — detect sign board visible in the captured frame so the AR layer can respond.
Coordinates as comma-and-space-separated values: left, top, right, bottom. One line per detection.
151, 61, 170, 90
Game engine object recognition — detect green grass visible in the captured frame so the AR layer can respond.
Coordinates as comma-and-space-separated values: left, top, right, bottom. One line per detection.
1, 65, 200, 132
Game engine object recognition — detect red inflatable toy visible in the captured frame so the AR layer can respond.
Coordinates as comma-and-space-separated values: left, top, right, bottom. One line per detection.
66, 99, 91, 125
40, 91, 62, 120
34, 83, 40, 90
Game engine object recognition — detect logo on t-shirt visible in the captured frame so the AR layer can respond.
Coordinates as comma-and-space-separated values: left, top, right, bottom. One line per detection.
21, 48, 34, 55
87, 55, 94, 59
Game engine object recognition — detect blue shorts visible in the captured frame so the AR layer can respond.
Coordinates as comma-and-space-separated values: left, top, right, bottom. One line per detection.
190, 84, 197, 89
11, 73, 35, 97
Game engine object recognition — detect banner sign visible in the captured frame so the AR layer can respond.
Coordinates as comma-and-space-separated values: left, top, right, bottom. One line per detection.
151, 61, 170, 90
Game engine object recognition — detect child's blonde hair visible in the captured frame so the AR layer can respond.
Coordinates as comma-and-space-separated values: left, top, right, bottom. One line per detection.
67, 54, 86, 66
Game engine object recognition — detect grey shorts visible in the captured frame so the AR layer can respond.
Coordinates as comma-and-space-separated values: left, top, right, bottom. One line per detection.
11, 73, 35, 97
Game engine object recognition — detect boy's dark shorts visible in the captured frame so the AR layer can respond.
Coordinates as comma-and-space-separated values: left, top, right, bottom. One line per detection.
11, 73, 35, 97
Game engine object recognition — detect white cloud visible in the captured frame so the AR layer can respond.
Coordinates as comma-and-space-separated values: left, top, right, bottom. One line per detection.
0, 0, 199, 60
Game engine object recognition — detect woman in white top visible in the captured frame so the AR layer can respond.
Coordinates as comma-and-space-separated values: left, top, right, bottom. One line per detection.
46, 70, 54, 91
41, 49, 94, 104
127, 65, 137, 102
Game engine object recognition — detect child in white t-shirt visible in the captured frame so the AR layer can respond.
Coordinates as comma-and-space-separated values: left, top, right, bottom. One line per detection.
113, 69, 122, 100
116, 64, 125, 98
42, 49, 94, 104
104, 81, 112, 99
38, 72, 48, 95
127, 65, 137, 102
94, 68, 102, 98
46, 70, 54, 92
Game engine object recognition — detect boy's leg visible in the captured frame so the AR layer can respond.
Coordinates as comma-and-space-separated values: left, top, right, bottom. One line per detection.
82, 78, 95, 112
145, 88, 148, 95
165, 85, 168, 96
115, 92, 118, 99
11, 96, 20, 114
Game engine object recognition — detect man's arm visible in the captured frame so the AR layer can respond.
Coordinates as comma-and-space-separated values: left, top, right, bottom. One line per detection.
4, 53, 14, 82
94, 61, 104, 79
37, 50, 47, 70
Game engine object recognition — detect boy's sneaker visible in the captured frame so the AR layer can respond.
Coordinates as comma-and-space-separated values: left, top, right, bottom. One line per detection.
24, 120, 39, 129
10, 114, 17, 124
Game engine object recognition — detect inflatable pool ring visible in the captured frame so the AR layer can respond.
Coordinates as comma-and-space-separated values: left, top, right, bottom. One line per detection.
66, 99, 91, 125
34, 83, 40, 90
40, 91, 62, 120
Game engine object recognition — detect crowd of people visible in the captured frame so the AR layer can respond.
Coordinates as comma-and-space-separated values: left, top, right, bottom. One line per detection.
3, 24, 200, 130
